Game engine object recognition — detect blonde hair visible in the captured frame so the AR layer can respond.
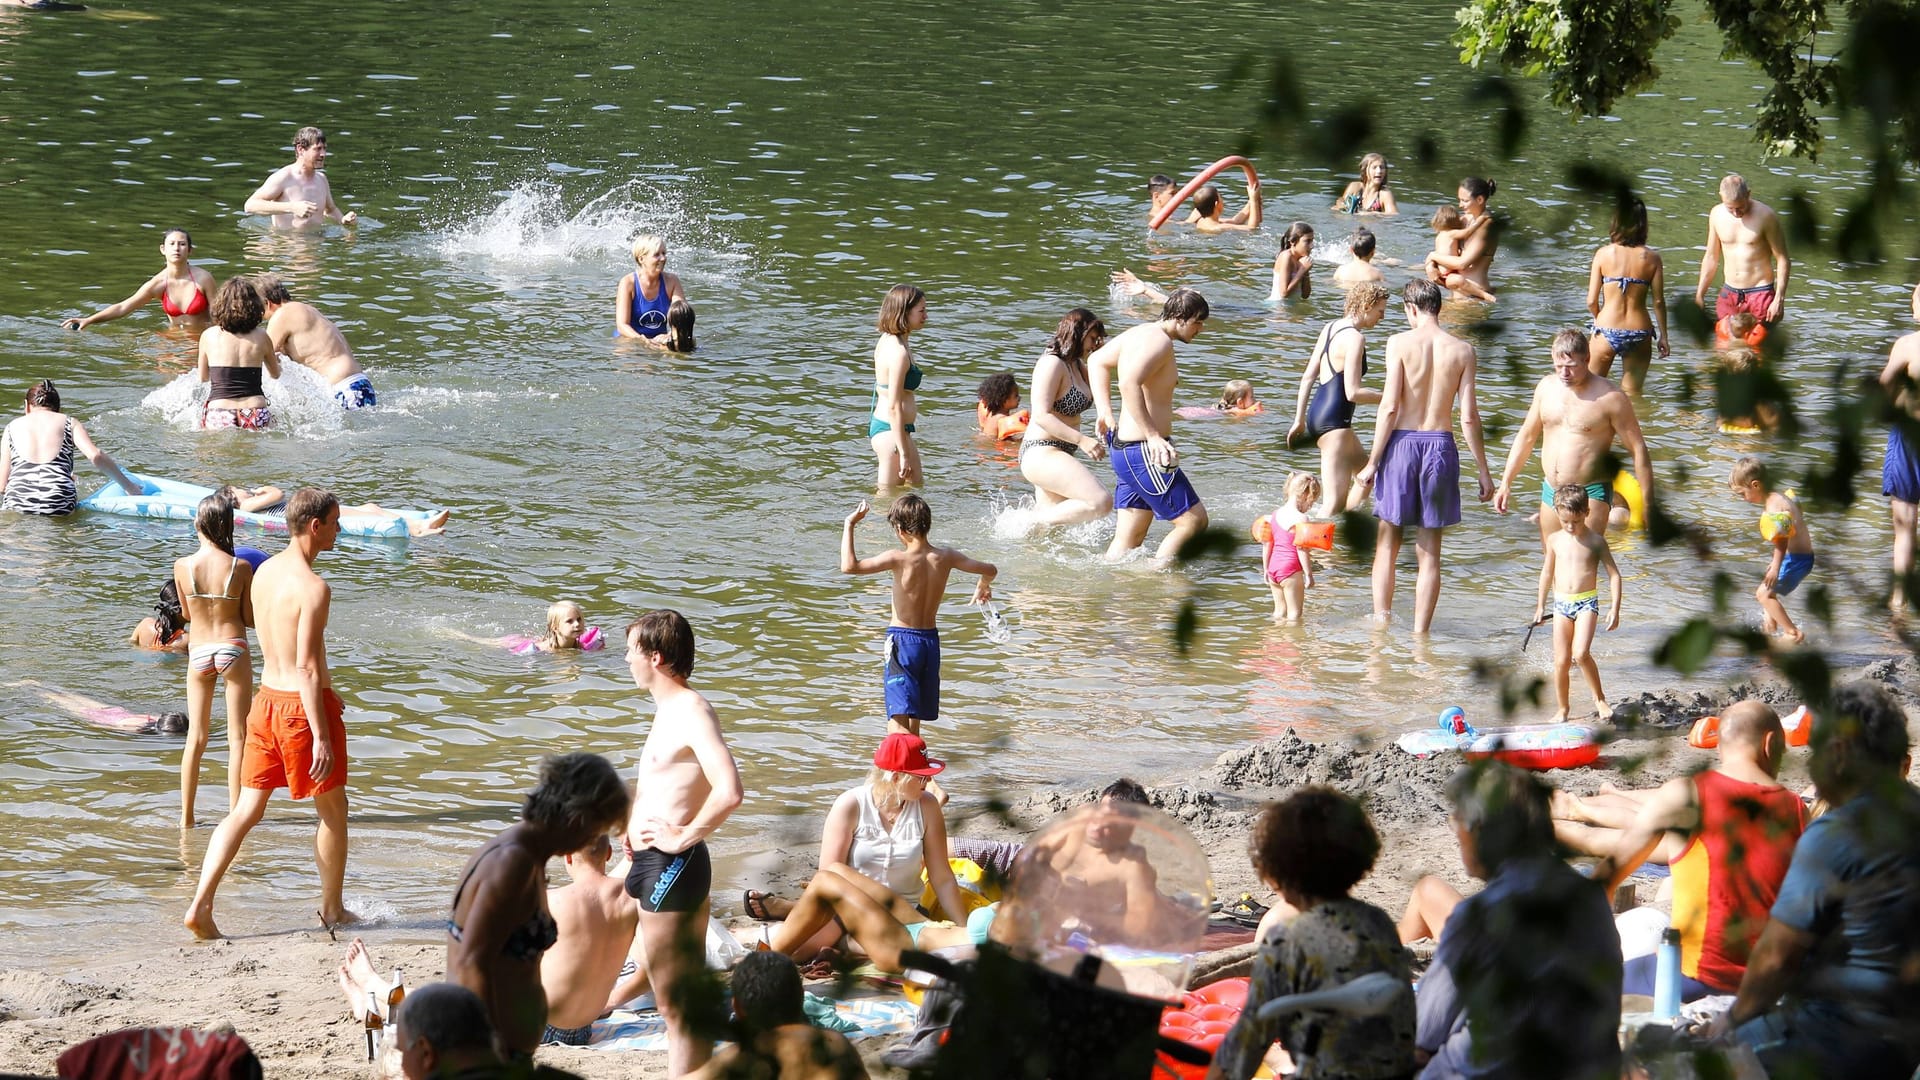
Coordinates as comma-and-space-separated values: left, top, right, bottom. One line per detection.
1285, 472, 1322, 508
1345, 281, 1390, 320
1717, 344, 1762, 373
1358, 152, 1389, 187
1431, 205, 1464, 231
1219, 379, 1254, 409
865, 767, 921, 815
631, 234, 666, 265
541, 600, 585, 650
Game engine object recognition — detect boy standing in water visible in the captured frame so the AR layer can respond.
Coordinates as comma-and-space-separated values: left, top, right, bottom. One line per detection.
1730, 457, 1817, 645
1533, 485, 1622, 722
841, 495, 996, 736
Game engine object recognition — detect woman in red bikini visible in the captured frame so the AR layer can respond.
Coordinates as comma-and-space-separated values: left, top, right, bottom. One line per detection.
61, 228, 218, 333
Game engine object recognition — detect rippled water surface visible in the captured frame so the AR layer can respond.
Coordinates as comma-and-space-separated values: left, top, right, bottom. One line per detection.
1, 1, 1913, 962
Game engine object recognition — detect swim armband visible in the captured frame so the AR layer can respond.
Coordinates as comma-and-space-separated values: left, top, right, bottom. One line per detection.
1293, 522, 1334, 550
579, 626, 604, 650
1758, 510, 1794, 542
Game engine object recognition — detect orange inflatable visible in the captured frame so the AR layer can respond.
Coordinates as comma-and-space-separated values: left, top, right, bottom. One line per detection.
1150, 156, 1258, 231
1293, 522, 1334, 551
1158, 977, 1251, 1079
1688, 705, 1811, 750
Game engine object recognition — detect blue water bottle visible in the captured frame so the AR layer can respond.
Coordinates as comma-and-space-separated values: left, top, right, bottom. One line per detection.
1652, 927, 1681, 1019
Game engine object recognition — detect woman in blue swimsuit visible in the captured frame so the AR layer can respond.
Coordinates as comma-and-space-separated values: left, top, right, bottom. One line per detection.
870, 285, 927, 490
1585, 198, 1668, 395
614, 234, 688, 344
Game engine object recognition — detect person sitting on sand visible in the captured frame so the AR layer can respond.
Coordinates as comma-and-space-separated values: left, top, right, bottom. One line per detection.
14, 679, 188, 736
337, 937, 407, 1031
685, 952, 869, 1080
1553, 700, 1804, 1004
225, 483, 451, 537
756, 862, 988, 976
1409, 764, 1621, 1078
1014, 779, 1164, 946
539, 833, 641, 1047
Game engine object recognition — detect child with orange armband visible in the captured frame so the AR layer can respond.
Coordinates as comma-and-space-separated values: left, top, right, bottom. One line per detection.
1715, 310, 1768, 350
975, 373, 1029, 441
1251, 472, 1326, 622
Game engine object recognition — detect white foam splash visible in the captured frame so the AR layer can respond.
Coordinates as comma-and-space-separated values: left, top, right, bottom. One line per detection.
139, 363, 346, 439
429, 180, 726, 268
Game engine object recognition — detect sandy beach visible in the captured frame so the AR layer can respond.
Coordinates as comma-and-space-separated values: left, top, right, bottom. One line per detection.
4, 656, 1904, 1078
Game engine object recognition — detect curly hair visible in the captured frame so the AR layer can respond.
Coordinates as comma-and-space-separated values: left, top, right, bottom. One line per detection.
1248, 787, 1380, 901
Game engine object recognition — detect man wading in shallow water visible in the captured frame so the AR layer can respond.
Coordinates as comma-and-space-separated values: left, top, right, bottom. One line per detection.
184, 488, 354, 939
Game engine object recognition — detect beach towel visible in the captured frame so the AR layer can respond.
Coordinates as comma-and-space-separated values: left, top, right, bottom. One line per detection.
589, 991, 919, 1052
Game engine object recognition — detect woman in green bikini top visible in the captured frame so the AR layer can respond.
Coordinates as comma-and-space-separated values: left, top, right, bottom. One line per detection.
869, 284, 928, 490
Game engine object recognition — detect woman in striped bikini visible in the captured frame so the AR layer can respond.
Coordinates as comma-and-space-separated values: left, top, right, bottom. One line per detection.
173, 489, 255, 830
0, 380, 146, 516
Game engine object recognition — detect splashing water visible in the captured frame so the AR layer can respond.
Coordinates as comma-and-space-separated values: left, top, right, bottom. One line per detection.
140, 363, 346, 439
429, 180, 728, 268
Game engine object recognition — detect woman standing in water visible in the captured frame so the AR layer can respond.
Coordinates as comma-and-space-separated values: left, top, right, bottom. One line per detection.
447, 753, 629, 1061
1334, 153, 1399, 215
870, 284, 927, 490
197, 278, 279, 431
0, 380, 146, 515
173, 490, 253, 830
1426, 176, 1501, 300
61, 228, 218, 334
614, 234, 688, 342
1288, 282, 1390, 515
1019, 308, 1112, 527
1584, 198, 1668, 394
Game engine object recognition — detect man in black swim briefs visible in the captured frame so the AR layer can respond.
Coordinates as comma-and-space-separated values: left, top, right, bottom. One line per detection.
621, 610, 742, 1076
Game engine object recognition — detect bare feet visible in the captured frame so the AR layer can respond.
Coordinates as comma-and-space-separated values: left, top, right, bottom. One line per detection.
927, 778, 950, 807
184, 904, 221, 941
319, 907, 362, 937
407, 509, 451, 538
1551, 709, 1570, 723
1595, 700, 1614, 721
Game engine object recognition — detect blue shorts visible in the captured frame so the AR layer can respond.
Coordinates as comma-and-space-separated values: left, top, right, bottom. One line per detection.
1107, 434, 1201, 521
541, 1023, 594, 1046
884, 626, 940, 722
1775, 551, 1815, 596
333, 373, 377, 410
1886, 426, 1920, 504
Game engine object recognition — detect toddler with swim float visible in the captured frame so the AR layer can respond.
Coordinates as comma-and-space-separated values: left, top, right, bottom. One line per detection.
503, 601, 605, 655
1250, 473, 1331, 623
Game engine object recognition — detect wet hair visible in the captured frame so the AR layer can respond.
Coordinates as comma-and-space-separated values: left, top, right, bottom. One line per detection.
664, 299, 696, 352
1610, 198, 1649, 247
876, 284, 926, 337
1218, 379, 1254, 410
1279, 221, 1314, 250
1349, 227, 1376, 260
1285, 471, 1322, 508
1148, 174, 1177, 198
293, 126, 326, 151
522, 752, 630, 836
1731, 455, 1771, 490
1161, 288, 1210, 324
1249, 787, 1380, 901
162, 227, 194, 252
1551, 328, 1590, 358
25, 379, 60, 412
631, 233, 665, 264
1717, 344, 1762, 373
541, 600, 585, 650
626, 609, 696, 679
730, 951, 806, 1031
395, 982, 494, 1057
1100, 777, 1150, 805
255, 274, 292, 306
1552, 483, 1590, 518
1720, 174, 1749, 201
194, 490, 237, 556
284, 487, 340, 536
1358, 152, 1389, 186
1431, 205, 1465, 232
210, 277, 265, 335
1812, 682, 1913, 790
1403, 279, 1443, 315
155, 711, 190, 736
1192, 184, 1222, 218
978, 372, 1020, 414
887, 492, 932, 538
1724, 311, 1760, 337
1445, 761, 1555, 872
1048, 308, 1106, 365
1345, 280, 1390, 320
152, 580, 185, 645
1460, 176, 1497, 202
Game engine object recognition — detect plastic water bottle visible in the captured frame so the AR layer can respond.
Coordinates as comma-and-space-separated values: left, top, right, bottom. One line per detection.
1653, 927, 1682, 1020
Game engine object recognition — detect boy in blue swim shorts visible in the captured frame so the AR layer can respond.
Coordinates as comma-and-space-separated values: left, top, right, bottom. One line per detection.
841, 495, 996, 736
1532, 485, 1622, 722
1731, 456, 1817, 646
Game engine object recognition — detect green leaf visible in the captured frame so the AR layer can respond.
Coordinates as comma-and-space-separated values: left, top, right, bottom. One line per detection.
1654, 618, 1718, 674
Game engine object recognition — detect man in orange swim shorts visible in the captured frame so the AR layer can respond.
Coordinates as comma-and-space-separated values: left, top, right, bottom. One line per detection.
185, 488, 354, 939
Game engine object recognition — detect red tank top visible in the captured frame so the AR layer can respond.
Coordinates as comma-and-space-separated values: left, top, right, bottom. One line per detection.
1668, 769, 1805, 991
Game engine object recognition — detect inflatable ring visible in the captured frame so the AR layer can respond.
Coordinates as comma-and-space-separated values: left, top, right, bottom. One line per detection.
1614, 469, 1647, 531
1688, 715, 1721, 749
1149, 156, 1257, 231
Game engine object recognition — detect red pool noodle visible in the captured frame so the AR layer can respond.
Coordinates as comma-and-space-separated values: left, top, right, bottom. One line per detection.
1149, 156, 1257, 231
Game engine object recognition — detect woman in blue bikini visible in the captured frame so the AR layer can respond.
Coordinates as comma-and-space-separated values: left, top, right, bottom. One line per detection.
869, 285, 927, 490
1584, 198, 1667, 395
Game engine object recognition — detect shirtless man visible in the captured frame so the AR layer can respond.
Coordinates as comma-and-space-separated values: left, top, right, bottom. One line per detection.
184, 488, 351, 939
258, 275, 375, 409
1879, 283, 1920, 611
1355, 280, 1493, 633
1494, 330, 1656, 547
243, 126, 357, 230
1191, 174, 1262, 235
1694, 174, 1790, 325
539, 834, 640, 1047
1019, 779, 1161, 946
1090, 289, 1211, 565
623, 610, 743, 1076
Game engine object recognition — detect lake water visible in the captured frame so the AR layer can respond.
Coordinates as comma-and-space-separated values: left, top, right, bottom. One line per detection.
0, 0, 1911, 963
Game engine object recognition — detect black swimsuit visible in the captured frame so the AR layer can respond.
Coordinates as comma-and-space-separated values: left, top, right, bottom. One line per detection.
446, 842, 559, 963
1304, 322, 1365, 440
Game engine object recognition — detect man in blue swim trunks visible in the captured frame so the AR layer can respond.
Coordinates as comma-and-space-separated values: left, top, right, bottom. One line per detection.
1494, 329, 1655, 548
1355, 281, 1493, 633
260, 275, 377, 410
1090, 288, 1211, 566
1879, 284, 1920, 612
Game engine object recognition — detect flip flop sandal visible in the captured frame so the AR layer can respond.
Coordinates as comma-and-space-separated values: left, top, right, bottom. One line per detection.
742, 889, 776, 922
800, 947, 843, 981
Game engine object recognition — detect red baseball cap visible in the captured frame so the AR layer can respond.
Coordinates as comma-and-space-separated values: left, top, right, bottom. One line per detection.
874, 733, 944, 776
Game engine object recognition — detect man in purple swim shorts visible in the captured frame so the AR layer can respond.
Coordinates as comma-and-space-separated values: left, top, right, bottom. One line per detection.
1091, 288, 1212, 566
1356, 280, 1494, 632
1880, 283, 1920, 612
